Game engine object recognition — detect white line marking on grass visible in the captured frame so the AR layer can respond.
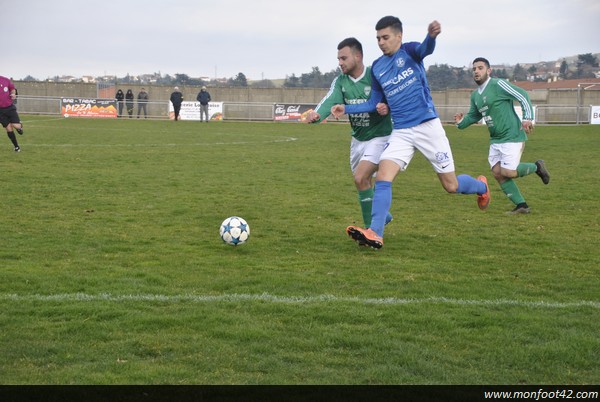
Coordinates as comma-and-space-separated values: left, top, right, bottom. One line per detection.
26, 137, 298, 147
1, 293, 598, 309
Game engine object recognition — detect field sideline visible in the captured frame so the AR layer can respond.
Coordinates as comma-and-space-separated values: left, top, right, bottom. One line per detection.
0, 116, 598, 384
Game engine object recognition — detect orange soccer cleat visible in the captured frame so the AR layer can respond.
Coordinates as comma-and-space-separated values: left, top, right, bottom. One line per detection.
346, 226, 383, 249
476, 175, 491, 210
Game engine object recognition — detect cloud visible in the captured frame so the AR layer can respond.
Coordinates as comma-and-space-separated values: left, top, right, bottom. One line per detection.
3, 0, 598, 81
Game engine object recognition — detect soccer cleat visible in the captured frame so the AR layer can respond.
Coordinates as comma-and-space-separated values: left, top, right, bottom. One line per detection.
506, 205, 531, 215
16, 127, 23, 135
14, 146, 21, 152
476, 175, 491, 210
346, 226, 383, 249
535, 160, 550, 185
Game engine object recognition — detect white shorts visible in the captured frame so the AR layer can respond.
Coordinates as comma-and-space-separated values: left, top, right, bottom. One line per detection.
488, 142, 525, 170
380, 118, 455, 174
349, 135, 390, 173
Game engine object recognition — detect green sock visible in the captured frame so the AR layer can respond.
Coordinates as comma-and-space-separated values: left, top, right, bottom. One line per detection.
500, 179, 526, 206
358, 188, 374, 227
517, 162, 537, 177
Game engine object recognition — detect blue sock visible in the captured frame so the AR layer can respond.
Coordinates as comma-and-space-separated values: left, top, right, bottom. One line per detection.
456, 174, 486, 195
370, 181, 392, 237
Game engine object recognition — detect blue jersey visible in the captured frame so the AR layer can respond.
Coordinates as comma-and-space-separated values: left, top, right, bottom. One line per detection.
344, 35, 437, 129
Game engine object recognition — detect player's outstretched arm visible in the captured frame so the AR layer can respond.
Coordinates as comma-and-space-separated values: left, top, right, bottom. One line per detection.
304, 110, 321, 123
331, 104, 346, 120
428, 20, 441, 39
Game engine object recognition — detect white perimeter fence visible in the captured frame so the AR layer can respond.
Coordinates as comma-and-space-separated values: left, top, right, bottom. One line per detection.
14, 96, 596, 124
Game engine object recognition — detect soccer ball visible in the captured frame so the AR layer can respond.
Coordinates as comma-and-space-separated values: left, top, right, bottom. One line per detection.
219, 216, 250, 246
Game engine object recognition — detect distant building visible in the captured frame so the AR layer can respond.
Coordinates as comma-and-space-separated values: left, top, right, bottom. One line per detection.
512, 77, 600, 91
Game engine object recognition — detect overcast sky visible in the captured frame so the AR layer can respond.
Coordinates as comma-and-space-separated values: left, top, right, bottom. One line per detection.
4, 0, 599, 81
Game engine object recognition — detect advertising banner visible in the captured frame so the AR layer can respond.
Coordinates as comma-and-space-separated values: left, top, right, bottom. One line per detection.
590, 105, 600, 124
169, 101, 223, 121
61, 98, 117, 118
273, 104, 315, 122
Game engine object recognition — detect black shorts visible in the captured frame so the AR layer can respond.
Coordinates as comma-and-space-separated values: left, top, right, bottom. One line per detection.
0, 104, 20, 128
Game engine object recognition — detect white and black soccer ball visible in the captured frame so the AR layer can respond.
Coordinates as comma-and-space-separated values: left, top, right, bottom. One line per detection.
219, 216, 250, 246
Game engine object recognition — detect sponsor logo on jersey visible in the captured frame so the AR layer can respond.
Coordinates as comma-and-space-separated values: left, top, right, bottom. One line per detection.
382, 67, 414, 87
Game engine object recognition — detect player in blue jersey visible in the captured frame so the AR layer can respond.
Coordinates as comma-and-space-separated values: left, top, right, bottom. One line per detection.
305, 37, 393, 229
331, 16, 490, 249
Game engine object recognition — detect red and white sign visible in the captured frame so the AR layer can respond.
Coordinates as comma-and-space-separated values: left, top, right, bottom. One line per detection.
61, 98, 117, 118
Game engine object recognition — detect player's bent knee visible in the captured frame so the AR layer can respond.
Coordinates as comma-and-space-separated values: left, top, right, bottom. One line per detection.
353, 175, 372, 189
443, 183, 459, 193
438, 173, 459, 193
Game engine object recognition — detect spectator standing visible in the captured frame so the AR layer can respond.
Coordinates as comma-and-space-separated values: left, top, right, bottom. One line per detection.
115, 89, 124, 117
170, 87, 184, 121
137, 88, 149, 118
196, 86, 211, 122
125, 89, 134, 118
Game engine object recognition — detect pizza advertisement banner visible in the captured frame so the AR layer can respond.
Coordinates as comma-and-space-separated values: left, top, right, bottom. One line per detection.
273, 104, 315, 122
61, 98, 118, 118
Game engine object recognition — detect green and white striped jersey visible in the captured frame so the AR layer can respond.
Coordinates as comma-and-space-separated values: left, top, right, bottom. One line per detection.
313, 67, 392, 142
457, 77, 534, 143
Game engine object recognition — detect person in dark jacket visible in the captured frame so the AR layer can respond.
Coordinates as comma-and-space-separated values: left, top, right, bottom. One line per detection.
170, 87, 184, 121
125, 89, 135, 118
196, 86, 211, 122
137, 88, 149, 118
115, 89, 124, 117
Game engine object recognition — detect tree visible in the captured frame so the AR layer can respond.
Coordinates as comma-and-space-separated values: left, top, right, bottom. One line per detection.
174, 73, 192, 85
251, 79, 276, 88
293, 66, 339, 88
426, 64, 475, 90
575, 53, 598, 79
427, 64, 455, 90
455, 67, 476, 89
122, 73, 134, 84
323, 68, 341, 87
559, 60, 569, 79
283, 73, 301, 88
512, 64, 527, 81
301, 66, 332, 88
228, 72, 248, 87
494, 68, 509, 79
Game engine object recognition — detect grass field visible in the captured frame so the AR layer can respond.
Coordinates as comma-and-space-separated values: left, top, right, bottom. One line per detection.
0, 116, 598, 384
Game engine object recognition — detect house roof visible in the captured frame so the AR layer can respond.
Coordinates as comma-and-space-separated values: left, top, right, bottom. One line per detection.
512, 78, 600, 90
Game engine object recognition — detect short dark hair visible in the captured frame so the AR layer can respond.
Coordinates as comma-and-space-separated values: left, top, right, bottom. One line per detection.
376, 16, 403, 33
337, 37, 363, 56
473, 57, 490, 68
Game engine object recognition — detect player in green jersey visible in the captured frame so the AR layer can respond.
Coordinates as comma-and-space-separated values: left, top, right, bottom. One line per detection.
306, 37, 393, 228
455, 57, 550, 214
